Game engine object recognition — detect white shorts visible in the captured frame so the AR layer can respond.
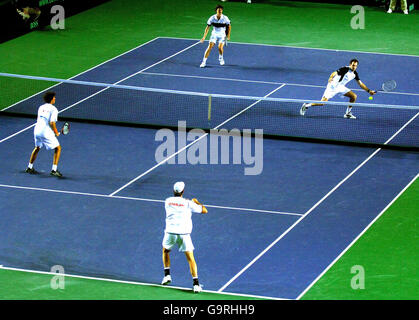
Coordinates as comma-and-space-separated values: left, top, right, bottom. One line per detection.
209, 32, 226, 45
34, 127, 59, 150
162, 233, 194, 252
322, 83, 351, 100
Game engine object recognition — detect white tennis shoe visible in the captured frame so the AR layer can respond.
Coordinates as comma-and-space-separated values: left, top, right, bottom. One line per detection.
200, 61, 206, 68
161, 275, 172, 285
344, 112, 356, 119
300, 103, 308, 116
193, 284, 203, 293
219, 58, 225, 66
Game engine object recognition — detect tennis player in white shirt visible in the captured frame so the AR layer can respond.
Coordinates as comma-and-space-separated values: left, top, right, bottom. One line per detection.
161, 181, 208, 293
25, 91, 63, 177
300, 59, 376, 119
200, 5, 231, 68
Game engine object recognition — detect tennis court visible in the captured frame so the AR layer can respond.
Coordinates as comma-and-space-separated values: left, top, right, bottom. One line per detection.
1, 34, 418, 300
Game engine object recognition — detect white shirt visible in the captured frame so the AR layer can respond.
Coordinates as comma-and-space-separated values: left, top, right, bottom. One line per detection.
207, 14, 231, 35
164, 197, 203, 234
34, 103, 58, 134
331, 66, 360, 87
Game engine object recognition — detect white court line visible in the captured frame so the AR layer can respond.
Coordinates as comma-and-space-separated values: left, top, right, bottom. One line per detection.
0, 40, 201, 144
217, 111, 419, 293
108, 84, 286, 197
218, 149, 382, 292
0, 124, 36, 144
296, 172, 419, 300
0, 265, 286, 300
160, 36, 419, 58
1, 37, 160, 112
383, 112, 419, 144
141, 71, 419, 97
202, 203, 302, 217
0, 183, 302, 217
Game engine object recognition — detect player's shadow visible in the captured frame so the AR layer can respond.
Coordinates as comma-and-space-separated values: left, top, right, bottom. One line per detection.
227, 64, 321, 76
20, 170, 68, 179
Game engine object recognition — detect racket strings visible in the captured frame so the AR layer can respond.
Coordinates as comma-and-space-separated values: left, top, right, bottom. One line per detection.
62, 122, 70, 135
382, 80, 397, 92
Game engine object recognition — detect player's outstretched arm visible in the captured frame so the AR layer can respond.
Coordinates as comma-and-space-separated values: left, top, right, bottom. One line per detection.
192, 198, 208, 214
357, 80, 376, 95
328, 71, 337, 83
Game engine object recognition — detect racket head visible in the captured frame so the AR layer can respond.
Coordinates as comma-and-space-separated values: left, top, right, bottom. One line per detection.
382, 80, 396, 92
61, 122, 70, 135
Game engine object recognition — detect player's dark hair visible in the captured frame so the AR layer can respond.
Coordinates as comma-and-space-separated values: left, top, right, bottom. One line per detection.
174, 190, 184, 197
215, 5, 223, 11
43, 91, 56, 103
350, 59, 359, 65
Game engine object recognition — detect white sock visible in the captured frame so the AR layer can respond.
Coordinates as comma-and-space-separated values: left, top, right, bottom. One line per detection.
219, 54, 223, 60
346, 107, 352, 114
202, 57, 207, 62
306, 103, 312, 108
52, 164, 57, 171
28, 163, 33, 169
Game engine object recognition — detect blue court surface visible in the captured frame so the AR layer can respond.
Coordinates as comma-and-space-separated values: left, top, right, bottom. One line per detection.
0, 37, 418, 300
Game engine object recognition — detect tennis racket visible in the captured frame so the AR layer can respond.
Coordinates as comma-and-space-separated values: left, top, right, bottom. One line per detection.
380, 80, 397, 92
61, 122, 70, 135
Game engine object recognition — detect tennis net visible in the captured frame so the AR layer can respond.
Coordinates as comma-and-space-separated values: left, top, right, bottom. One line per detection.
1, 72, 418, 150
